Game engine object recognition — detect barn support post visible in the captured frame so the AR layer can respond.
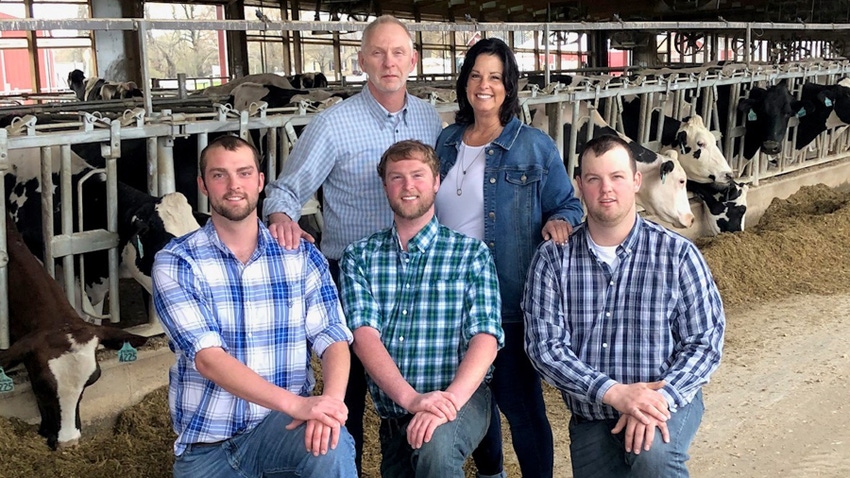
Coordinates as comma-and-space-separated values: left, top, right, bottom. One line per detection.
157, 135, 177, 195
196, 132, 209, 214
137, 20, 153, 116
566, 99, 581, 177
40, 146, 56, 280
0, 129, 8, 350
146, 137, 158, 196
547, 100, 563, 160
60, 145, 75, 309
105, 121, 121, 324
266, 127, 278, 185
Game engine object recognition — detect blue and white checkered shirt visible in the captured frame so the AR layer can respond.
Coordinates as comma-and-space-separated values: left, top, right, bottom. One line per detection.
523, 216, 725, 420
152, 220, 353, 456
263, 85, 443, 260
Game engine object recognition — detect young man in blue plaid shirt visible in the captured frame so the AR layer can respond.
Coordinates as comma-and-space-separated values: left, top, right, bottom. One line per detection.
523, 135, 725, 478
340, 140, 504, 478
153, 136, 357, 477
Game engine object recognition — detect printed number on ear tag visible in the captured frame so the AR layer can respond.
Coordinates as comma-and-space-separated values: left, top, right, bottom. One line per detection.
0, 367, 14, 393
118, 342, 138, 363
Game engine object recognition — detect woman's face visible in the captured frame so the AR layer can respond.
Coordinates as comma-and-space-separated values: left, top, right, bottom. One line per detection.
466, 53, 506, 118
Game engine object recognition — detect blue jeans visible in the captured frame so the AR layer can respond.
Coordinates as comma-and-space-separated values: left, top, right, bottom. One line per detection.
568, 391, 705, 478
173, 410, 357, 478
379, 384, 491, 478
473, 321, 553, 477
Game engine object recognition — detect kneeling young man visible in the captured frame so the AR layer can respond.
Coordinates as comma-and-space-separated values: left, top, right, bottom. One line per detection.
340, 140, 504, 478
523, 135, 725, 478
153, 136, 357, 477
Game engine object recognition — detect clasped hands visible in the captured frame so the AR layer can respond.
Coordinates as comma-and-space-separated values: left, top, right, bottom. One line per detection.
603, 380, 672, 455
405, 390, 460, 449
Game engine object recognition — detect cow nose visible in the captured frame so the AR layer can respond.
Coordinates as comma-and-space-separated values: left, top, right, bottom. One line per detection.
762, 141, 781, 153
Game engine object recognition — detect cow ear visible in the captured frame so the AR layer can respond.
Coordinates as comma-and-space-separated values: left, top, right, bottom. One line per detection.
737, 98, 754, 112
674, 130, 687, 147
660, 160, 674, 182
816, 90, 835, 108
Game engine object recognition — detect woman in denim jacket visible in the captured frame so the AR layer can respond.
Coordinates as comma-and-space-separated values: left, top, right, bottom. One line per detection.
434, 38, 584, 478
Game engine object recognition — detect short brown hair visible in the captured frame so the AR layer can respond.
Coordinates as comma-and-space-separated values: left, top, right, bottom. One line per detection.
361, 15, 414, 52
199, 135, 261, 177
377, 140, 440, 181
577, 135, 637, 176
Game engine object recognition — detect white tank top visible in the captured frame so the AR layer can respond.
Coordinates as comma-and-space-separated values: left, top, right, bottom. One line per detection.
436, 142, 487, 240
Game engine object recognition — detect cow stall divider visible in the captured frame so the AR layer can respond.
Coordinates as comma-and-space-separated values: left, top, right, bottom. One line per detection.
4, 61, 850, 349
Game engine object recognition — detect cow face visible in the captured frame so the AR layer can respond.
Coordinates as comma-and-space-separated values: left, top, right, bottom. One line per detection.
670, 115, 733, 184
635, 150, 695, 229
738, 81, 806, 158
688, 180, 748, 235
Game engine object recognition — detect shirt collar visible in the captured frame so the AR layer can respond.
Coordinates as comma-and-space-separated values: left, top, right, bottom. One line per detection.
579, 214, 644, 258
202, 218, 270, 261
389, 215, 440, 253
442, 116, 523, 150
361, 84, 410, 129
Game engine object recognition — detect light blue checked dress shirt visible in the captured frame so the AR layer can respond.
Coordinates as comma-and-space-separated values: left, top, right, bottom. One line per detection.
340, 217, 504, 419
263, 85, 443, 260
152, 219, 353, 456
523, 216, 725, 420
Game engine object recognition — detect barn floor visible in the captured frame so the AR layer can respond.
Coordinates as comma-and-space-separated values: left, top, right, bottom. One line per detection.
2, 183, 850, 477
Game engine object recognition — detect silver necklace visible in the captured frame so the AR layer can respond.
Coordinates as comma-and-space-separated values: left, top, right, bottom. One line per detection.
456, 145, 485, 196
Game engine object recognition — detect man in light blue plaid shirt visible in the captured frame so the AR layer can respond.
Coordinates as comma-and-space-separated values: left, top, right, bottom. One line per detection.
523, 135, 725, 478
153, 136, 356, 477
262, 16, 442, 473
340, 140, 504, 478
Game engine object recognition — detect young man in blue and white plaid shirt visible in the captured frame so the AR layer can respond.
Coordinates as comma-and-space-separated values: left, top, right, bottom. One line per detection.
523, 134, 725, 478
153, 136, 357, 477
340, 140, 504, 478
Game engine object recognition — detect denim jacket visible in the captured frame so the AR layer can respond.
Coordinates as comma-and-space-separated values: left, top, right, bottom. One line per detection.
436, 116, 584, 322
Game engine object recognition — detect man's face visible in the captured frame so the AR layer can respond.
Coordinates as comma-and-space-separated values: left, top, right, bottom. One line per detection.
577, 145, 641, 227
198, 145, 264, 222
383, 156, 439, 221
358, 22, 417, 96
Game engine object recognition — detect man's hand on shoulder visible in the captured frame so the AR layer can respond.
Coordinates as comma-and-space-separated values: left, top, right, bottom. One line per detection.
268, 212, 315, 249
611, 413, 670, 454
406, 410, 449, 449
542, 218, 572, 245
602, 381, 671, 425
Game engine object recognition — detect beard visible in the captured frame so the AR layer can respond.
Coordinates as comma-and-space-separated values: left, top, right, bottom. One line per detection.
210, 195, 258, 222
389, 193, 434, 221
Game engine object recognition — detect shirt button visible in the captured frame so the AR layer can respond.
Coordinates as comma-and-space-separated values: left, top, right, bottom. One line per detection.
489, 177, 496, 184
609, 280, 614, 286
488, 212, 495, 219
402, 310, 408, 315
606, 312, 611, 317
488, 242, 495, 248
399, 336, 404, 342
602, 343, 608, 348
521, 174, 527, 182
405, 258, 410, 263
488, 149, 494, 155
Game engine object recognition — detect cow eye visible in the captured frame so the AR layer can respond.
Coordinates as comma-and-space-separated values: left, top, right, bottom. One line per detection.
697, 141, 706, 148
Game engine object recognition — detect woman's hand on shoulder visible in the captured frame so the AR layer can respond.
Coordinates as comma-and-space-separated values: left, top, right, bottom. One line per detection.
542, 218, 572, 245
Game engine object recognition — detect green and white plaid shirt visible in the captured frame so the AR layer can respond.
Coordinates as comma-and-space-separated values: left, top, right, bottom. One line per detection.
340, 216, 504, 419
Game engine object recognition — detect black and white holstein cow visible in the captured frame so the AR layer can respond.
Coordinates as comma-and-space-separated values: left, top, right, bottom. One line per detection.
528, 105, 695, 229
794, 78, 850, 150
67, 69, 143, 102
0, 214, 148, 449
5, 146, 200, 318
619, 95, 735, 184
687, 180, 749, 236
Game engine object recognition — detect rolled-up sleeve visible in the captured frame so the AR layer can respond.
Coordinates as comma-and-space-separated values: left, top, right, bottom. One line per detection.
464, 245, 504, 348
339, 244, 383, 333
302, 242, 353, 357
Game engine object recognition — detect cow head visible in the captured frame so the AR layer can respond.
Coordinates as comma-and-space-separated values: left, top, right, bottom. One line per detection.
636, 150, 695, 229
123, 192, 200, 292
670, 115, 733, 184
67, 69, 86, 101
738, 80, 806, 158
688, 180, 748, 235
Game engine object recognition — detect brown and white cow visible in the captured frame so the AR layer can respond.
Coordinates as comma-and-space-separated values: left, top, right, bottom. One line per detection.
0, 214, 148, 449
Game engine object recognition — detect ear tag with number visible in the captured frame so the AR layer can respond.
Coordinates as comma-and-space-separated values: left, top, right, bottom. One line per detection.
118, 342, 138, 363
747, 110, 757, 121
0, 367, 14, 393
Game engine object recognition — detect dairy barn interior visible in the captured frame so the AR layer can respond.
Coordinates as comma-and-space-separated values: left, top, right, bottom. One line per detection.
2, 0, 850, 442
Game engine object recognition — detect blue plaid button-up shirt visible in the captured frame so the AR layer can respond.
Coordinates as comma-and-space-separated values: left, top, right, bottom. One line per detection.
153, 220, 353, 456
340, 217, 504, 419
523, 216, 725, 420
263, 85, 443, 260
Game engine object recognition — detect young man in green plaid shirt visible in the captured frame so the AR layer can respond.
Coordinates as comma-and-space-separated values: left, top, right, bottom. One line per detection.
340, 140, 504, 478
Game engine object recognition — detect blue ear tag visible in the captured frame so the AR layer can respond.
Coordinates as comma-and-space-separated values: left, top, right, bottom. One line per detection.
661, 172, 668, 184
118, 342, 138, 363
797, 108, 806, 118
0, 367, 14, 393
824, 98, 833, 107
747, 110, 757, 121
134, 236, 144, 259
